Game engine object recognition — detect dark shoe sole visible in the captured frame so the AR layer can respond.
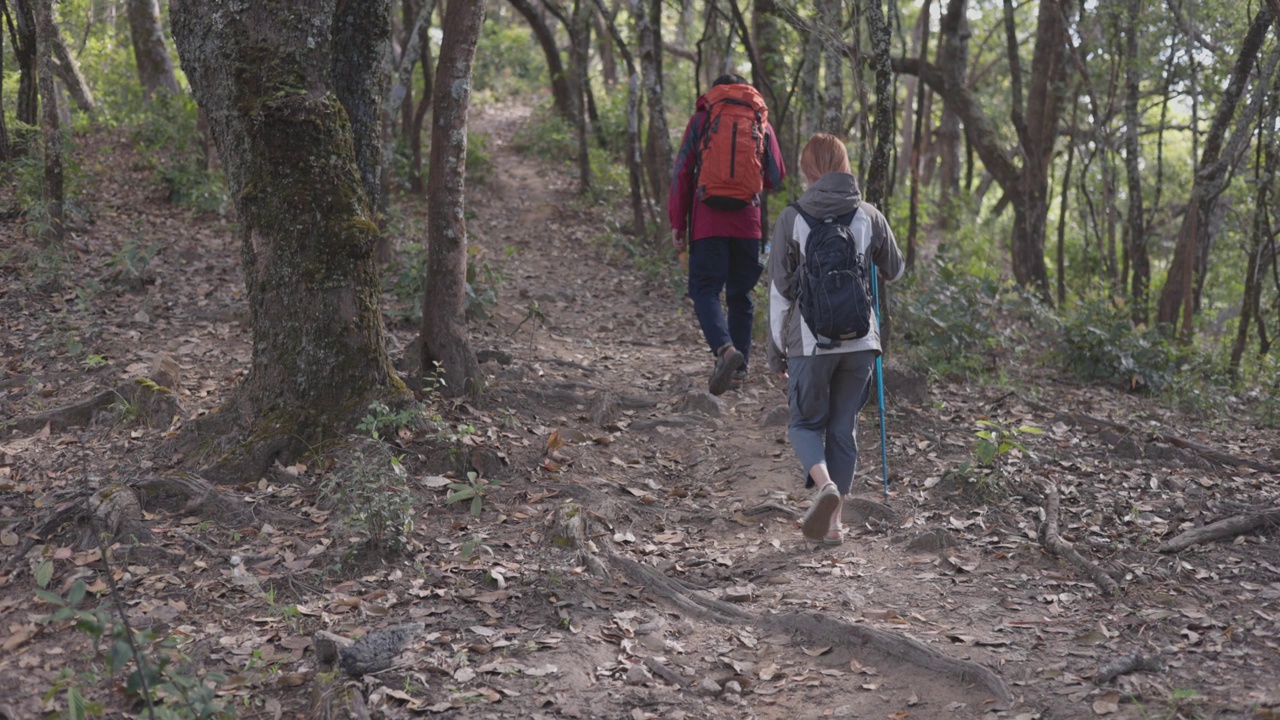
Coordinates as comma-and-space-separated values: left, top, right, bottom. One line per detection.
709, 348, 744, 396
801, 486, 840, 541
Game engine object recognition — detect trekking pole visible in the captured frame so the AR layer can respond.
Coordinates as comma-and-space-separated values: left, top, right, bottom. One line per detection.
870, 265, 889, 502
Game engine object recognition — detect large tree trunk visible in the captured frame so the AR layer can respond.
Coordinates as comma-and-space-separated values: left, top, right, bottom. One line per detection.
171, 0, 403, 475
126, 0, 179, 100
570, 0, 592, 192
508, 0, 575, 122
1157, 6, 1274, 334
34, 0, 62, 243
638, 0, 672, 218
933, 0, 965, 229
420, 0, 485, 397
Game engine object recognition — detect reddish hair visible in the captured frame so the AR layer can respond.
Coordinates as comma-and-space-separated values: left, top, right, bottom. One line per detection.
800, 133, 851, 184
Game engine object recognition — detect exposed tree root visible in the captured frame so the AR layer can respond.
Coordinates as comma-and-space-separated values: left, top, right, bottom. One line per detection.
1038, 482, 1121, 595
1095, 653, 1163, 684
548, 503, 1010, 700
135, 472, 299, 528
760, 611, 1012, 701
1026, 400, 1280, 474
741, 502, 800, 519
1158, 507, 1280, 553
9, 376, 181, 435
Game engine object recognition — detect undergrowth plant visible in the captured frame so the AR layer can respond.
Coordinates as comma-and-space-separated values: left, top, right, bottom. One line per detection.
444, 471, 501, 517
131, 94, 227, 215
35, 562, 230, 720
319, 441, 416, 555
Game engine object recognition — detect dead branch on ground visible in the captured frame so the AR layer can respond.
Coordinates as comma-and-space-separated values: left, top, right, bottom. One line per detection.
1038, 482, 1121, 596
1158, 507, 1280, 553
1095, 653, 1163, 684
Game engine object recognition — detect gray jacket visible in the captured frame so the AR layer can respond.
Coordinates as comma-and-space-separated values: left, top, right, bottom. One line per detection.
766, 172, 906, 374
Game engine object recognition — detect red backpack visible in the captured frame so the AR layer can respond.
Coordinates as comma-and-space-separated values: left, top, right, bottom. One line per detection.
696, 84, 769, 210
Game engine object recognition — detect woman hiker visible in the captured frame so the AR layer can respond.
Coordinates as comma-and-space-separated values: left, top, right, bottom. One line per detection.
766, 133, 906, 544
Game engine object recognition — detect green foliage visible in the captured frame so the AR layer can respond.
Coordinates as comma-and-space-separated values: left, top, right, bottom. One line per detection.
356, 400, 428, 442
444, 471, 500, 517
319, 442, 416, 555
472, 12, 548, 100
2, 126, 87, 240
105, 234, 159, 289
37, 578, 230, 720
131, 94, 227, 215
511, 107, 576, 161
895, 263, 1010, 380
384, 237, 504, 323
467, 131, 495, 185
1057, 295, 1179, 392
973, 419, 1042, 469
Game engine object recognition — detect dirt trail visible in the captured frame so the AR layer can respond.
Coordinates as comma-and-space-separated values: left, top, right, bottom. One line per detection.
1, 107, 1278, 720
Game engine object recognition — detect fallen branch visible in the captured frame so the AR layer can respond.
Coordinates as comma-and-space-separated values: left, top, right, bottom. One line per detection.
1095, 653, 1163, 684
135, 472, 299, 528
1038, 482, 1121, 596
1158, 507, 1280, 553
642, 657, 690, 688
741, 502, 799, 519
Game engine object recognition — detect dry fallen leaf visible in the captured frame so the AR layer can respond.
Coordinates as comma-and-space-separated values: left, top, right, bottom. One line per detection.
802, 645, 831, 657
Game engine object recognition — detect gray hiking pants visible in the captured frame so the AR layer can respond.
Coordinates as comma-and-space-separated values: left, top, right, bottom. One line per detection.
787, 351, 877, 496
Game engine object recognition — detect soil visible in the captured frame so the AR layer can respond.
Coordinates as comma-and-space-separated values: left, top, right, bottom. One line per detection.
2, 104, 1279, 720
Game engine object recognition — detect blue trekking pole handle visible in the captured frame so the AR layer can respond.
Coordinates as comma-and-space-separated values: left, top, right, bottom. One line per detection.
871, 264, 889, 502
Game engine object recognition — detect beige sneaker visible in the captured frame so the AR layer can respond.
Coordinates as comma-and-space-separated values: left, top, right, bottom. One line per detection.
800, 483, 840, 541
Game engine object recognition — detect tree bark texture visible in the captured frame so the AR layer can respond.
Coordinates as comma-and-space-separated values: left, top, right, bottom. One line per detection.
1156, 5, 1273, 332
171, 0, 401, 454
862, 0, 894, 209
0, 3, 10, 160
333, 0, 393, 214
126, 0, 179, 100
1122, 0, 1147, 323
638, 0, 672, 217
1231, 112, 1275, 375
593, 0, 648, 237
933, 0, 965, 228
570, 0, 592, 192
12, 0, 38, 125
820, 0, 844, 135
508, 0, 575, 122
420, 0, 485, 396
34, 0, 62, 243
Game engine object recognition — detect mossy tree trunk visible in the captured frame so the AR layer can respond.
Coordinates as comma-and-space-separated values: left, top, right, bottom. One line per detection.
11, 0, 38, 127
171, 0, 404, 476
420, 0, 484, 397
127, 0, 179, 100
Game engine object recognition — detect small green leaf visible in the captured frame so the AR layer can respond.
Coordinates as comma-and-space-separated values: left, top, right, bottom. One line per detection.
66, 579, 86, 606
35, 588, 65, 606
446, 488, 477, 505
471, 495, 482, 516
35, 559, 54, 588
108, 638, 133, 674
1017, 425, 1043, 435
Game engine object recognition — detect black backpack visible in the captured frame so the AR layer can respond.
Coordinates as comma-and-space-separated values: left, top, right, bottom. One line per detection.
794, 203, 872, 349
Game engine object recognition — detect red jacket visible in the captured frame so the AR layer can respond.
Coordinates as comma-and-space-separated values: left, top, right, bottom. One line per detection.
668, 91, 786, 242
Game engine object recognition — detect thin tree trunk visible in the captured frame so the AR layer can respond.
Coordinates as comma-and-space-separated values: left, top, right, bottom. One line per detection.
398, 0, 418, 136
799, 6, 821, 138
1157, 5, 1272, 332
34, 0, 62, 243
508, 0, 575, 121
126, 0, 178, 100
1057, 85, 1080, 307
12, 0, 37, 126
49, 23, 94, 114
905, 0, 931, 271
420, 0, 485, 397
862, 0, 894, 209
820, 0, 844, 135
638, 0, 672, 220
570, 0, 591, 192
1231, 97, 1275, 375
171, 0, 402, 467
409, 19, 434, 195
593, 0, 646, 236
1122, 0, 1148, 325
0, 0, 10, 161
933, 0, 965, 230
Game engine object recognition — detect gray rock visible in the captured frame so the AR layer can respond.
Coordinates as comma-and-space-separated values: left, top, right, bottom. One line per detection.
676, 392, 726, 417
625, 663, 653, 686
697, 678, 721, 696
759, 405, 790, 428
723, 680, 742, 695
337, 623, 422, 677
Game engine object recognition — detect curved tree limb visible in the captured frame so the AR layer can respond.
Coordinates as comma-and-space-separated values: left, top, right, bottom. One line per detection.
1038, 481, 1121, 596
1158, 508, 1280, 553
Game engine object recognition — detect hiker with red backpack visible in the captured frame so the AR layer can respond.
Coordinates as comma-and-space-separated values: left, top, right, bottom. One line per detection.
669, 74, 786, 396
766, 134, 905, 545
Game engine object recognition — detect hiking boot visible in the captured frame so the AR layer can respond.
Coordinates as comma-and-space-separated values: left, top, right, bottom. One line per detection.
800, 483, 840, 541
708, 345, 744, 396
730, 368, 748, 390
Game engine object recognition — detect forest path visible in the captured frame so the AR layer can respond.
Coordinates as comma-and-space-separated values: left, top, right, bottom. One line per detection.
0, 107, 1277, 720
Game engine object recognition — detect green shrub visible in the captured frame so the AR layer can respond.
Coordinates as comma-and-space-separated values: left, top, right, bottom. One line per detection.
512, 106, 576, 161
895, 263, 1008, 380
320, 441, 416, 555
131, 94, 227, 215
1057, 295, 1179, 392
